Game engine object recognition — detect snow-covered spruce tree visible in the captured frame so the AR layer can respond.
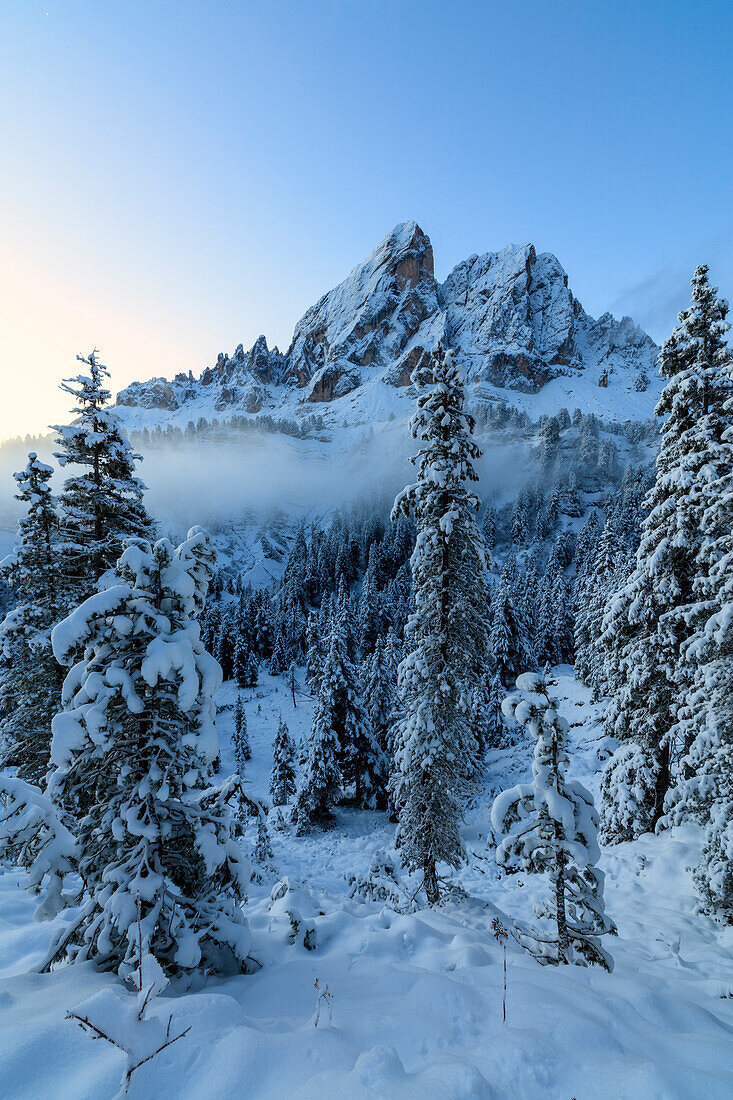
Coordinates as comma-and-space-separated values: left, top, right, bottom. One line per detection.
233, 694, 251, 772
305, 611, 324, 690
579, 471, 649, 700
292, 675, 342, 834
0, 773, 78, 921
484, 670, 507, 751
44, 530, 250, 978
234, 637, 253, 687
246, 651, 260, 688
384, 626, 402, 672
251, 817, 276, 882
490, 578, 535, 688
53, 351, 152, 606
665, 390, 733, 915
482, 503, 497, 553
300, 606, 386, 819
575, 516, 617, 694
492, 673, 615, 969
270, 716, 296, 806
551, 574, 575, 665
467, 672, 495, 764
685, 620, 733, 917
532, 579, 558, 669
362, 637, 397, 760
574, 510, 602, 581
268, 628, 288, 676
600, 266, 733, 842
334, 574, 358, 662
0, 454, 65, 782
358, 544, 384, 654
390, 343, 490, 905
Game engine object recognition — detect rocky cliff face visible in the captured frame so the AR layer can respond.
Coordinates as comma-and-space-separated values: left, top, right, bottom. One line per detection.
116, 222, 658, 415
439, 243, 657, 393
285, 221, 441, 401
441, 245, 579, 391
116, 336, 285, 413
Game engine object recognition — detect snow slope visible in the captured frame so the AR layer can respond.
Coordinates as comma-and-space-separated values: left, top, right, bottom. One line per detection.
2, 668, 732, 1099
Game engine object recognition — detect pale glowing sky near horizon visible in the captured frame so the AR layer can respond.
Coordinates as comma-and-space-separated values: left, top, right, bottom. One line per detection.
1, 0, 731, 441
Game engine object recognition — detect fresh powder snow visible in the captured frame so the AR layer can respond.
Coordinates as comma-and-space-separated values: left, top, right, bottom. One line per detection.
1, 668, 733, 1098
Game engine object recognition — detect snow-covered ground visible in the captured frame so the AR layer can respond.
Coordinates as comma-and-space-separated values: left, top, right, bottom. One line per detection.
2, 668, 733, 1099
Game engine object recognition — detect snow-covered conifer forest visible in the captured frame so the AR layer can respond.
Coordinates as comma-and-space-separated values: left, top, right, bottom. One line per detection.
1, 243, 733, 1099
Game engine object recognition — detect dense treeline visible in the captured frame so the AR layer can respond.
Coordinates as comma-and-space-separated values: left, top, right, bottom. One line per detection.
128, 412, 326, 448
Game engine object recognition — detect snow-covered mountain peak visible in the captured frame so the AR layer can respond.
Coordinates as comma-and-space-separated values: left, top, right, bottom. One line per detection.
283, 220, 439, 400
116, 223, 661, 427
440, 242, 656, 395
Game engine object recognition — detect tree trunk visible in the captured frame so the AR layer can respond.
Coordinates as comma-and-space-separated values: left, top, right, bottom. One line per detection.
424, 857, 439, 906
551, 726, 569, 964
554, 856, 569, 965
652, 739, 670, 829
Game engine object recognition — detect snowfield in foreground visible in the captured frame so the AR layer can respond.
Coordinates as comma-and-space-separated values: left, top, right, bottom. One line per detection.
1, 669, 733, 1100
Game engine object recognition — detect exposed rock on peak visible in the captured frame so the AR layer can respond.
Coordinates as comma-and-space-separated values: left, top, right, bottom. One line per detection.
438, 243, 657, 393
118, 336, 284, 412
116, 222, 659, 418
283, 221, 440, 401
440, 244, 580, 391
116, 378, 182, 411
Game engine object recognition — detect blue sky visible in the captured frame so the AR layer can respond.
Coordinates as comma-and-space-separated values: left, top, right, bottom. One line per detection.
1, 0, 731, 437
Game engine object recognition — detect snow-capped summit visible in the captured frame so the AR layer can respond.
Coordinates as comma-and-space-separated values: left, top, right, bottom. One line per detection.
441, 243, 656, 392
115, 222, 660, 424
284, 220, 441, 400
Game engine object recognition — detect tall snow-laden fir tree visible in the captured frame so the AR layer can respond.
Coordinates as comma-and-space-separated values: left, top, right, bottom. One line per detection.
0, 454, 65, 783
490, 578, 535, 688
44, 529, 250, 978
576, 469, 649, 700
301, 604, 386, 816
482, 503, 497, 552
493, 673, 615, 969
662, 285, 733, 915
305, 611, 324, 689
362, 638, 397, 761
551, 574, 575, 665
575, 516, 615, 694
532, 579, 559, 669
390, 343, 490, 905
53, 351, 152, 606
233, 693, 250, 772
574, 509, 602, 580
275, 522, 308, 663
234, 637, 253, 687
674, 532, 733, 918
247, 650, 260, 688
270, 716, 297, 806
600, 266, 733, 842
358, 544, 384, 654
293, 670, 343, 834
268, 628, 288, 676
484, 670, 507, 751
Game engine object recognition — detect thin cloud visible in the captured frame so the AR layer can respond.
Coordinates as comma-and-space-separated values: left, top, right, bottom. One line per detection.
612, 233, 733, 344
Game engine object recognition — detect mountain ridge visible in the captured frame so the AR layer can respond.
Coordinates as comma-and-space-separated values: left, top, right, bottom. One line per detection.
116, 222, 660, 424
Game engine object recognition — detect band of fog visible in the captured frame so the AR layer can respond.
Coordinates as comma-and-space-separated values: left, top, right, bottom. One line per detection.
141, 429, 535, 530
0, 426, 536, 541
